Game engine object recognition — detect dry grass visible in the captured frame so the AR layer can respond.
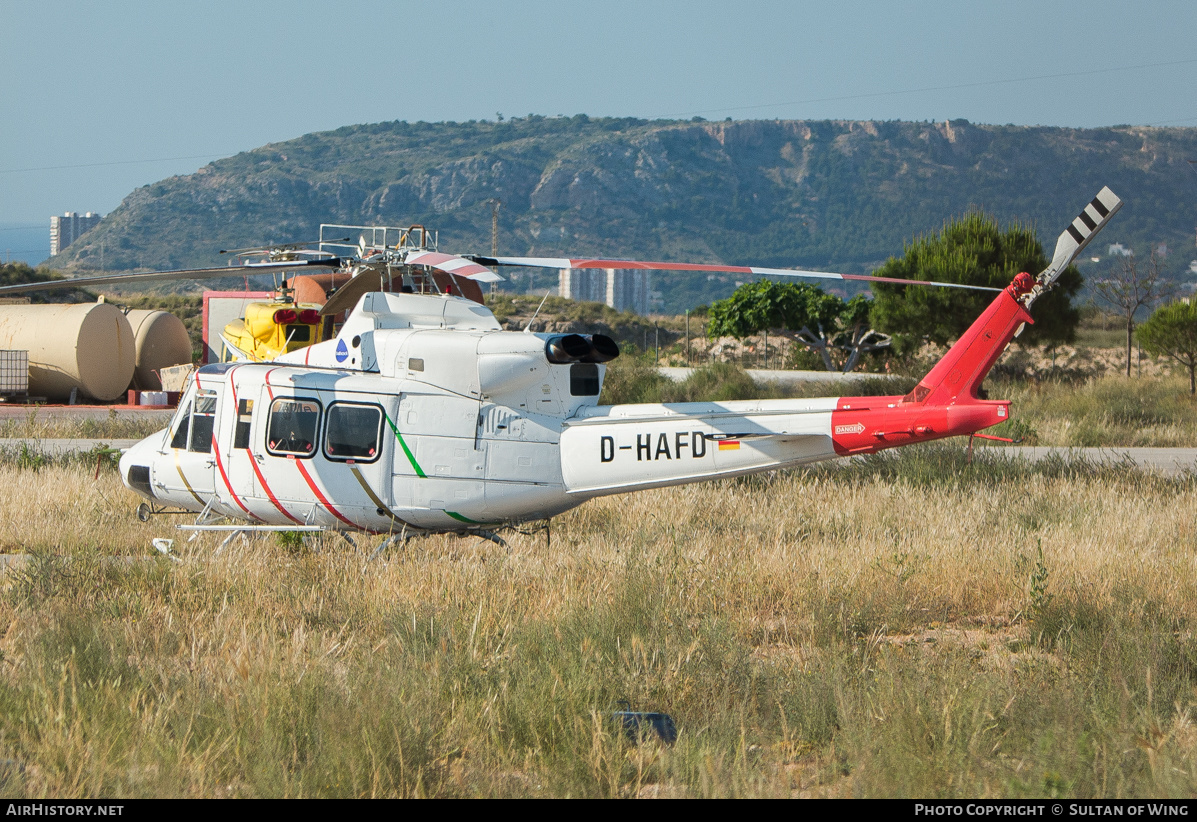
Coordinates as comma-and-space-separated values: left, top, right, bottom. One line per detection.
0, 448, 1195, 797
990, 374, 1197, 446
0, 408, 166, 441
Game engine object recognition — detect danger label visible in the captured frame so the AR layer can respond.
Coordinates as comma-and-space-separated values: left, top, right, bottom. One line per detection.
834, 422, 865, 435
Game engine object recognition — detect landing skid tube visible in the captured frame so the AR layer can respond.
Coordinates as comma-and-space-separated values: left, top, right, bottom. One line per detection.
366, 526, 423, 564
469, 529, 509, 550
363, 523, 520, 566
135, 502, 195, 522
176, 523, 329, 555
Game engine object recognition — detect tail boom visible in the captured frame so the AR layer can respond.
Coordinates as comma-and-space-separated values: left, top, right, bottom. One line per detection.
562, 276, 1035, 493
830, 275, 1034, 456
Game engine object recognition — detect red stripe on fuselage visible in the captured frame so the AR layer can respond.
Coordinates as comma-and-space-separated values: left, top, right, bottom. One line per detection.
213, 441, 257, 518
230, 366, 303, 525
294, 458, 362, 530
263, 367, 366, 531
205, 365, 259, 520
248, 455, 305, 525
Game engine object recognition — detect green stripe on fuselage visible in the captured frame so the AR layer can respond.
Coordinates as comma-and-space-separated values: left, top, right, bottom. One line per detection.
445, 511, 498, 526
383, 410, 426, 478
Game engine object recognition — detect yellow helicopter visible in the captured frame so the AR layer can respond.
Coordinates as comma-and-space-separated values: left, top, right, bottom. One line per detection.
211, 226, 488, 363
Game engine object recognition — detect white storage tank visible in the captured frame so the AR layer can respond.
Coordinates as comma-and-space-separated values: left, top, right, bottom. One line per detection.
125, 309, 193, 391
0, 302, 135, 402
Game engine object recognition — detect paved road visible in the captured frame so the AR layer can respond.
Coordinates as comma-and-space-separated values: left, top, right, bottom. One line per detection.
987, 446, 1197, 476
0, 405, 174, 423
0, 438, 144, 455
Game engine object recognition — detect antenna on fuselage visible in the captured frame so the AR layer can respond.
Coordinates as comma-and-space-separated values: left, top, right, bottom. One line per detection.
523, 290, 551, 333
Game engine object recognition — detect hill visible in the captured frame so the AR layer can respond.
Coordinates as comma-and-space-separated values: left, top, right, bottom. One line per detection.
51, 116, 1197, 313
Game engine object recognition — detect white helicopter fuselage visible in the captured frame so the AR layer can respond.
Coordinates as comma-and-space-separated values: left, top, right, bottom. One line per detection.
119, 292, 858, 533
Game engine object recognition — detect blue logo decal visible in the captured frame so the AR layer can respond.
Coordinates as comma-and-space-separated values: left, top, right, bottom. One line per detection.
335, 339, 349, 363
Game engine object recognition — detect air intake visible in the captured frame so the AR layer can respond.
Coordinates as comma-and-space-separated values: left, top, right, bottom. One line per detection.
583, 334, 619, 363
545, 334, 591, 363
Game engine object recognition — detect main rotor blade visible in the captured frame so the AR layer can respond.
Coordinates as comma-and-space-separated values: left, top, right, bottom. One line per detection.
219, 237, 350, 255
319, 269, 384, 316
1038, 186, 1122, 289
0, 259, 344, 296
405, 250, 503, 283
469, 255, 1001, 292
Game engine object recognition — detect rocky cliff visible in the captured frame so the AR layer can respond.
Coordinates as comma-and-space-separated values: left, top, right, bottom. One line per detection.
53, 116, 1197, 312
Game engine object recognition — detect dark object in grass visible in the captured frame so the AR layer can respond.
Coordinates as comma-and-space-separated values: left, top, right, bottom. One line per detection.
613, 707, 677, 744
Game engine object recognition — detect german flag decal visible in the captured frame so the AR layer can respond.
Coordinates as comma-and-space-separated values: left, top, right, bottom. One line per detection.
717, 440, 740, 451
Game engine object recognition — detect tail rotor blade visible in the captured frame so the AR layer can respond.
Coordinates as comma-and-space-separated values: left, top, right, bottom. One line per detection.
1039, 186, 1123, 289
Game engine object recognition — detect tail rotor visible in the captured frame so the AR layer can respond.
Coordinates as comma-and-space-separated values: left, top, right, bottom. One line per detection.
1025, 186, 1122, 307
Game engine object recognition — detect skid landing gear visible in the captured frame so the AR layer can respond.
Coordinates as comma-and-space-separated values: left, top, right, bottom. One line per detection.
471, 529, 509, 550
365, 527, 425, 565
363, 523, 517, 567
136, 502, 192, 522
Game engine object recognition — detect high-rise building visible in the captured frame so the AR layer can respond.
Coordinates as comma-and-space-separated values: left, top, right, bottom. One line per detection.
558, 267, 650, 315
49, 212, 101, 257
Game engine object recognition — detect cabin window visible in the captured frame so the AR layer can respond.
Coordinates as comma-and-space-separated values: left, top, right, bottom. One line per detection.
188, 391, 217, 453
266, 398, 321, 458
234, 398, 254, 449
323, 403, 383, 463
169, 402, 191, 449
570, 363, 600, 396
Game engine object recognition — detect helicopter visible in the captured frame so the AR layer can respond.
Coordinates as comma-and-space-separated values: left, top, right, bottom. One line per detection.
0, 188, 1122, 551
208, 226, 499, 363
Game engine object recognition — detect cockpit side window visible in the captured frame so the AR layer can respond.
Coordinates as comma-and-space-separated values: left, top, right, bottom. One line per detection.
169, 402, 192, 450
188, 391, 218, 454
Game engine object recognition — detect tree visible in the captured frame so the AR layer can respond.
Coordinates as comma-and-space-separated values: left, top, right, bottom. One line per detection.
868, 212, 1082, 350
706, 280, 890, 372
0, 262, 90, 303
1092, 250, 1177, 377
1137, 300, 1197, 394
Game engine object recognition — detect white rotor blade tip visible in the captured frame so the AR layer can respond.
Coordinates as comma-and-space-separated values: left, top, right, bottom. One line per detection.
1044, 186, 1122, 286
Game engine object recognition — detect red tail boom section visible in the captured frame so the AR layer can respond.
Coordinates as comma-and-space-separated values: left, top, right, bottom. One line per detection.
830, 274, 1035, 455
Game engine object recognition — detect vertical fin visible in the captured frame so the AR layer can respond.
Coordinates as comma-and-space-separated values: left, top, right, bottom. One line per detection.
904, 286, 1034, 406
908, 187, 1122, 405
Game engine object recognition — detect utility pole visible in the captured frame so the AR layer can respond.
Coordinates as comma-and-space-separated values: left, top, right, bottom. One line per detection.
490, 199, 501, 256
487, 199, 501, 298
685, 310, 690, 366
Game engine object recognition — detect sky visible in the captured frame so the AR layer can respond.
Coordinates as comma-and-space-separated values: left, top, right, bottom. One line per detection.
3, 0, 1197, 262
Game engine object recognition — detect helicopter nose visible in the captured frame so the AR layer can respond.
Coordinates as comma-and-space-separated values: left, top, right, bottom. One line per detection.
118, 439, 157, 500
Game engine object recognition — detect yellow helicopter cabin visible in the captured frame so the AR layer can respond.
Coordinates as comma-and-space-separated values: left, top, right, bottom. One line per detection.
220, 302, 327, 362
